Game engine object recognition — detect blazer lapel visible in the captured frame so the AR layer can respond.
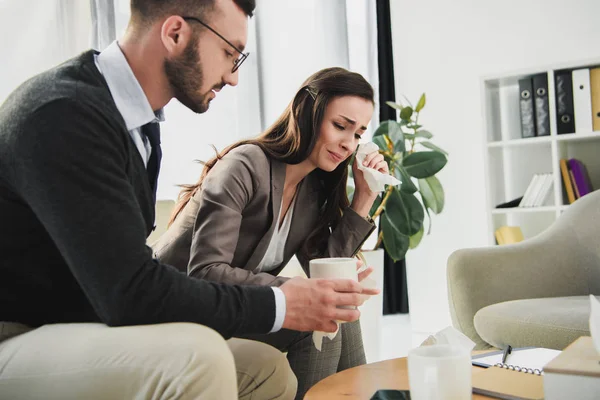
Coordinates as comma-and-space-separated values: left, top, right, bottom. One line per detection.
244, 158, 286, 271
280, 172, 322, 269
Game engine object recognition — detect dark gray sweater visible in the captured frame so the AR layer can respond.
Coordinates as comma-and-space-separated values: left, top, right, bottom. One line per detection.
0, 50, 275, 338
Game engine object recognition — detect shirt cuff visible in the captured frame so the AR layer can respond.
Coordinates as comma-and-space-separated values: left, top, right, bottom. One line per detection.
269, 286, 286, 333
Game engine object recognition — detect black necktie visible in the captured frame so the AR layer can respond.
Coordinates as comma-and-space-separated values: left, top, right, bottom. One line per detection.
141, 122, 162, 203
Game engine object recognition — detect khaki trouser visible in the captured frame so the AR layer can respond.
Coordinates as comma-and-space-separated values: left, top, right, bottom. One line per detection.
0, 322, 297, 400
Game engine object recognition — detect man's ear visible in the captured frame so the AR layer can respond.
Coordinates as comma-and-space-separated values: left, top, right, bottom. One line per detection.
160, 15, 190, 56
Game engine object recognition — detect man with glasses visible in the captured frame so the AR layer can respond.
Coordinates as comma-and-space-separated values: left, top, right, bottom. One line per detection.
0, 0, 377, 399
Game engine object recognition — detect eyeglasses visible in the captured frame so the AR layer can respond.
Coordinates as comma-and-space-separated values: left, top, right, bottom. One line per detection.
182, 16, 249, 73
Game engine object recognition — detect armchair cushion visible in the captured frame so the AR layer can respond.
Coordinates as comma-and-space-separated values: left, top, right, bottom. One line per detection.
474, 296, 594, 350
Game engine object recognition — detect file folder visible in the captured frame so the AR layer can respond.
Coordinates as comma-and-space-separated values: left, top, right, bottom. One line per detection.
518, 77, 536, 138
533, 73, 550, 136
591, 67, 600, 131
572, 68, 593, 133
555, 70, 575, 134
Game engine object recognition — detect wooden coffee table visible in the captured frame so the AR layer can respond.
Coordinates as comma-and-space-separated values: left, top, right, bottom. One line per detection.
305, 354, 493, 399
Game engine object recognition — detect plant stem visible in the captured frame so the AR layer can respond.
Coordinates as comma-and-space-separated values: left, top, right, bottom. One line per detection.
371, 185, 394, 220
410, 112, 420, 154
374, 231, 384, 249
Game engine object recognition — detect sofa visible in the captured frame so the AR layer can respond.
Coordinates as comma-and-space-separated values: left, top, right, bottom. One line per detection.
447, 190, 600, 350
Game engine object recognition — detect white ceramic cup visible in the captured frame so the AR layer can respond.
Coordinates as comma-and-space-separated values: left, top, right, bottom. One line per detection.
309, 257, 358, 313
407, 344, 472, 400
309, 257, 358, 280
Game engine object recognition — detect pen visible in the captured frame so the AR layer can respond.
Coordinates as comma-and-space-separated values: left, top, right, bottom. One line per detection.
501, 345, 512, 364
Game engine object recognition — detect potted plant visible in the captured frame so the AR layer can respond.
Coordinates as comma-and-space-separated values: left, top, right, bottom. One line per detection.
350, 93, 449, 261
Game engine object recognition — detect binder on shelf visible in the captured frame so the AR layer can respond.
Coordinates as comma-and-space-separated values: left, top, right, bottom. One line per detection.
520, 174, 552, 207
495, 226, 524, 245
555, 70, 575, 134
533, 73, 550, 136
533, 174, 553, 206
519, 174, 539, 207
572, 68, 593, 133
568, 158, 593, 197
569, 168, 581, 199
591, 67, 600, 131
559, 159, 576, 204
518, 77, 536, 138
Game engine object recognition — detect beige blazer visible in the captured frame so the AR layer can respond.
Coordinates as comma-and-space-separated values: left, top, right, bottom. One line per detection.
152, 144, 375, 287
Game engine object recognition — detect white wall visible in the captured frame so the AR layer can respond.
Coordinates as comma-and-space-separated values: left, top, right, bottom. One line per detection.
389, 0, 600, 334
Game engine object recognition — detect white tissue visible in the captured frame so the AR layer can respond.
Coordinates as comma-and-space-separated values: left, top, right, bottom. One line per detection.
356, 142, 401, 192
589, 295, 600, 355
420, 326, 476, 352
312, 325, 340, 351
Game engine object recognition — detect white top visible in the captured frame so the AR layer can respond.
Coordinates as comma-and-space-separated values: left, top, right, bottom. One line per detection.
255, 196, 296, 273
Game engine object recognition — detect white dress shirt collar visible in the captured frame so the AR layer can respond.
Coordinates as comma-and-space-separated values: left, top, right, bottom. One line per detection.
96, 41, 164, 131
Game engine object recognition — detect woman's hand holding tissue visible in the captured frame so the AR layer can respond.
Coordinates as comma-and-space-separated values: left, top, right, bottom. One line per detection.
279, 276, 380, 333
351, 147, 389, 217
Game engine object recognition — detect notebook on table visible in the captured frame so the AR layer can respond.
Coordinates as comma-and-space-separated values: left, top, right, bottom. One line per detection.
472, 367, 544, 400
472, 347, 561, 375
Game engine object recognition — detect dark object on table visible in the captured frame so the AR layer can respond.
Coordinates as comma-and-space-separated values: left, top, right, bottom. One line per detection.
371, 389, 411, 400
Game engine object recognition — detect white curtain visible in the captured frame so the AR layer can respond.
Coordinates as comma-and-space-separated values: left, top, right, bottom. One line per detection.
90, 0, 116, 50
346, 0, 380, 138
255, 0, 379, 136
0, 0, 91, 104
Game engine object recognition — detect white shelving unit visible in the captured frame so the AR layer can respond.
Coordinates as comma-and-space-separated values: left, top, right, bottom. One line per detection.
481, 58, 600, 245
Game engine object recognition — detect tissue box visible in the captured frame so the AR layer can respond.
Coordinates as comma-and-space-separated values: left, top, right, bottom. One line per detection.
544, 336, 600, 400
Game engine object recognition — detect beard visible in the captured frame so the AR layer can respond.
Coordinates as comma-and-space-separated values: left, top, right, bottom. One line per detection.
164, 35, 211, 114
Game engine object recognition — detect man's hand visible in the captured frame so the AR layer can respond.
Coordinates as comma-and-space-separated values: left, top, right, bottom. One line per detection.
279, 277, 380, 333
356, 259, 373, 283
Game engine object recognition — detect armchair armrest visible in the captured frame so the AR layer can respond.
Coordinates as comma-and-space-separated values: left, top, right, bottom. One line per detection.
447, 228, 593, 348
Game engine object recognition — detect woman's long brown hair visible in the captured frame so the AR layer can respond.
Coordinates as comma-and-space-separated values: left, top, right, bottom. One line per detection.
169, 67, 374, 260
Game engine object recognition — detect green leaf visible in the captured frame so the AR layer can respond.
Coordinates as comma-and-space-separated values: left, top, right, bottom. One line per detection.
403, 133, 415, 140
385, 101, 403, 111
394, 140, 405, 154
403, 151, 447, 179
374, 121, 404, 146
393, 164, 418, 193
381, 214, 410, 261
418, 175, 445, 214
373, 120, 391, 137
409, 225, 425, 249
415, 93, 426, 112
421, 197, 432, 234
400, 106, 413, 121
415, 130, 433, 139
407, 124, 423, 130
419, 141, 448, 156
384, 189, 424, 236
369, 194, 382, 217
372, 135, 389, 153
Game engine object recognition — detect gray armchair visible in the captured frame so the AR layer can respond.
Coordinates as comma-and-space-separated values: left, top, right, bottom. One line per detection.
447, 190, 600, 350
